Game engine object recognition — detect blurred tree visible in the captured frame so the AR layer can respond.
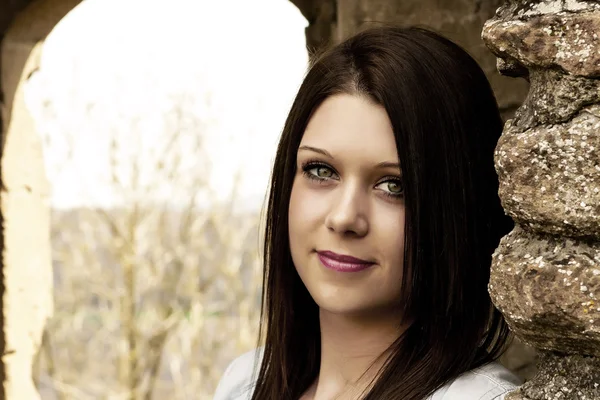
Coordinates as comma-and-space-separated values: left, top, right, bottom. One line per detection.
31, 90, 263, 399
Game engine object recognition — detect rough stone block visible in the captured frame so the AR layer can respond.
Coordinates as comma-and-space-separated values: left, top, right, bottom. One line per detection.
490, 226, 600, 356
495, 105, 600, 238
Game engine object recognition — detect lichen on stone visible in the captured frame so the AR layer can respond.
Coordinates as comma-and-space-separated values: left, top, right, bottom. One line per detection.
484, 0, 600, 395
495, 105, 600, 238
483, 11, 600, 77
495, 0, 600, 21
512, 68, 600, 129
506, 352, 600, 399
490, 226, 600, 355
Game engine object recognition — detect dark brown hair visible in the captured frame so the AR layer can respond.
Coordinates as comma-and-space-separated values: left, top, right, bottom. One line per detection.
252, 26, 513, 399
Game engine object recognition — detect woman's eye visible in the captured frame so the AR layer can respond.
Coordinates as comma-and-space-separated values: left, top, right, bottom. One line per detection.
309, 166, 334, 178
387, 181, 403, 194
301, 162, 338, 182
377, 179, 404, 196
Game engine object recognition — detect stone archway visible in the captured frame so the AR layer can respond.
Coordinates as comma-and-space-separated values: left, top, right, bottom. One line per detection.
1, 1, 82, 398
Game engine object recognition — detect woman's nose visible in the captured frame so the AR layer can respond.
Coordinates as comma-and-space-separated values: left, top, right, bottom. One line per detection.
324, 183, 369, 237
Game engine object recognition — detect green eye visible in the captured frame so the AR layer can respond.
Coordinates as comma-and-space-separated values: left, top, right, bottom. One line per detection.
315, 166, 333, 178
375, 178, 404, 198
301, 162, 337, 182
387, 181, 403, 194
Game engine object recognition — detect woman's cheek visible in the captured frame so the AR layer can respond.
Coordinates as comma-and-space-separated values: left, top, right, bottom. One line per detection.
292, 181, 327, 221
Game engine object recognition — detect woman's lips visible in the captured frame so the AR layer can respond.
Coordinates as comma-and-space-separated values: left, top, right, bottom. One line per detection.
316, 250, 375, 272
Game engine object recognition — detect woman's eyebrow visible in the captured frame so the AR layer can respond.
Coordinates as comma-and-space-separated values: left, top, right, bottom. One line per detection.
298, 145, 400, 170
298, 145, 333, 158
375, 161, 401, 170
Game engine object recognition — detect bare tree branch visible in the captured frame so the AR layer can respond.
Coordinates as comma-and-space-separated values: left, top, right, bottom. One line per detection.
38, 89, 263, 399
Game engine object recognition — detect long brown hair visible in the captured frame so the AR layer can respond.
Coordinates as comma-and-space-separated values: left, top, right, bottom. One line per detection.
252, 26, 513, 399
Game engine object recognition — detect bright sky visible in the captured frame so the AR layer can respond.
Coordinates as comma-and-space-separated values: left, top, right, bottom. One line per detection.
25, 0, 308, 212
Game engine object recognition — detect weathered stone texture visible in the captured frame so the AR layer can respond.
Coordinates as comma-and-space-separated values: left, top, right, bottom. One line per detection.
511, 70, 600, 130
484, 11, 600, 78
507, 352, 600, 400
495, 105, 600, 238
491, 226, 600, 355
494, 0, 600, 19
484, 0, 600, 397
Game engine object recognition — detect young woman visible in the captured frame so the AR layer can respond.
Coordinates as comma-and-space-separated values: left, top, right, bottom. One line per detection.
213, 26, 522, 400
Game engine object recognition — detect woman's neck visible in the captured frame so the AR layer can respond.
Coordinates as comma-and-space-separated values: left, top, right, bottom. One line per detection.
302, 308, 407, 400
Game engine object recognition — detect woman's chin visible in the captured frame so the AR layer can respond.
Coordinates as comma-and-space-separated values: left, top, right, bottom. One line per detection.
310, 289, 388, 318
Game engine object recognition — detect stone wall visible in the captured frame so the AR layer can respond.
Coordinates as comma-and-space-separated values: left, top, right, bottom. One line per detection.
483, 0, 600, 398
1, 1, 82, 399
0, 10, 38, 397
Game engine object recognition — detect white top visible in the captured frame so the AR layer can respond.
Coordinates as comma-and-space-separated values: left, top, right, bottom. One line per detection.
213, 348, 523, 400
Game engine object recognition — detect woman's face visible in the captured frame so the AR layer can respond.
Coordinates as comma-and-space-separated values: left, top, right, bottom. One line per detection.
288, 93, 406, 317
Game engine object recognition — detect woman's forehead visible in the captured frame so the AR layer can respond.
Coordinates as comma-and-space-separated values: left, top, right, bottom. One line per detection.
300, 94, 399, 163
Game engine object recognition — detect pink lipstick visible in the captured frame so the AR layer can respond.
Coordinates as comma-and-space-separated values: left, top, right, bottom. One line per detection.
317, 250, 375, 272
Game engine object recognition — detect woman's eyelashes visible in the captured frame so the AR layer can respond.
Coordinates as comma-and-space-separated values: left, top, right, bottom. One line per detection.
300, 160, 404, 199
301, 161, 338, 182
376, 177, 404, 199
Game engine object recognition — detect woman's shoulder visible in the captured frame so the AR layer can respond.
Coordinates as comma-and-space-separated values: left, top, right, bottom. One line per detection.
213, 348, 264, 400
213, 351, 522, 400
430, 361, 523, 400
